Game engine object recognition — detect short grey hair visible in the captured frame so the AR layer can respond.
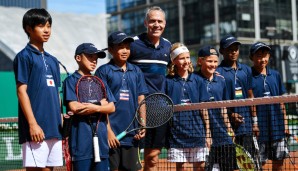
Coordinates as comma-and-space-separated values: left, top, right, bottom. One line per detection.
145, 6, 166, 21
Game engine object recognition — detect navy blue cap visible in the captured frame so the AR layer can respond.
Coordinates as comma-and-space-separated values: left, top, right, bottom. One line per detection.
250, 42, 271, 55
198, 45, 219, 57
108, 31, 134, 46
220, 35, 241, 49
75, 43, 106, 58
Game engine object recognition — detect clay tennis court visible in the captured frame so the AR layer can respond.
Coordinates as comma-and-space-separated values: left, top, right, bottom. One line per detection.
142, 151, 298, 171
154, 154, 298, 171
6, 151, 298, 171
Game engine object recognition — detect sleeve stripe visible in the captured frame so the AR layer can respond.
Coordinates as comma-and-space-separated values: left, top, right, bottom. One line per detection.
130, 59, 168, 65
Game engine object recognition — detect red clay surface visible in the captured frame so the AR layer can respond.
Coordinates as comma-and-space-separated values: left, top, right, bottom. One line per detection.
7, 152, 298, 171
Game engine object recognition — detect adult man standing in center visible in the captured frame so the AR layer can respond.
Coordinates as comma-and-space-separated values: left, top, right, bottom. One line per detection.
129, 6, 171, 171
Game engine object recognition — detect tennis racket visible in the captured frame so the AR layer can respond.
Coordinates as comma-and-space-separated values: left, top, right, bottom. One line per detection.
252, 135, 262, 171
285, 134, 298, 169
76, 75, 107, 162
58, 60, 70, 113
58, 61, 73, 171
116, 93, 174, 140
58, 60, 70, 98
58, 61, 73, 139
235, 143, 256, 171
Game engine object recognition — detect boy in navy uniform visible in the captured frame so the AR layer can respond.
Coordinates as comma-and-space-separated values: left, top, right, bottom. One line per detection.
165, 43, 211, 171
216, 35, 259, 164
128, 6, 171, 170
250, 42, 289, 171
13, 8, 63, 170
197, 46, 238, 171
95, 31, 148, 171
63, 43, 116, 171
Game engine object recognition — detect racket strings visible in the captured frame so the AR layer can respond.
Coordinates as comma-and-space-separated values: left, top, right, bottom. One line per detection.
137, 94, 173, 127
77, 77, 105, 103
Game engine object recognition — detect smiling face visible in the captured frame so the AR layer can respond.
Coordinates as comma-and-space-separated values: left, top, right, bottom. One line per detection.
144, 10, 166, 40
27, 21, 51, 44
198, 53, 219, 78
251, 48, 270, 71
77, 53, 98, 74
173, 52, 191, 73
221, 43, 240, 62
108, 41, 131, 66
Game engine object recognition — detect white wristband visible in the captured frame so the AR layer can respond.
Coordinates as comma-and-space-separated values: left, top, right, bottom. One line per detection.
252, 116, 258, 124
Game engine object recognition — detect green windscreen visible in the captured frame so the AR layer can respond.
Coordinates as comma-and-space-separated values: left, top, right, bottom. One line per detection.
0, 72, 17, 118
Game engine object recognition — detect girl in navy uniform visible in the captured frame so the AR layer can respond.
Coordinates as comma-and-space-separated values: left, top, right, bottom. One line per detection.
250, 42, 288, 171
165, 42, 211, 171
63, 43, 116, 171
197, 46, 239, 171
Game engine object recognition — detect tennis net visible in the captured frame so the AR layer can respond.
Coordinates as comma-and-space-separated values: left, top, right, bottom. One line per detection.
154, 94, 298, 170
0, 94, 297, 171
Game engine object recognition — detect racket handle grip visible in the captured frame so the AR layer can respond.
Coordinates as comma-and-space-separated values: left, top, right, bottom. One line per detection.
116, 131, 127, 140
93, 135, 101, 162
253, 136, 259, 150
62, 111, 73, 139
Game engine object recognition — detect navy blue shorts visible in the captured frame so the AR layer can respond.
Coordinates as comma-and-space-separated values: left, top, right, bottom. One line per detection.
207, 144, 238, 171
259, 138, 289, 162
109, 146, 142, 171
144, 123, 169, 148
72, 158, 109, 171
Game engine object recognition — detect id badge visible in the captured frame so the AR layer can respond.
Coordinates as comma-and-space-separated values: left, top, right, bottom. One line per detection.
209, 96, 215, 101
235, 87, 243, 99
181, 98, 191, 105
263, 91, 271, 97
46, 79, 55, 87
119, 89, 129, 101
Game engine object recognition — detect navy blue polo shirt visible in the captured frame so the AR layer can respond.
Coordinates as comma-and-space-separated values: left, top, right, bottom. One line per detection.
216, 61, 253, 135
129, 33, 171, 93
95, 60, 148, 147
196, 71, 233, 147
251, 67, 286, 142
13, 43, 62, 144
165, 73, 208, 148
63, 71, 116, 161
